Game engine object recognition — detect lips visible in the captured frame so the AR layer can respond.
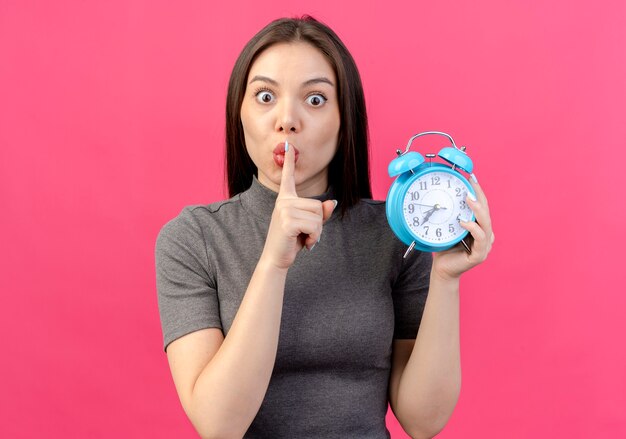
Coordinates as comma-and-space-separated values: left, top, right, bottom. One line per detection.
273, 142, 300, 167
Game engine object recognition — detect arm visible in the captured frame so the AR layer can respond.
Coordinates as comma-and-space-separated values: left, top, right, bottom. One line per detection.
166, 260, 289, 439
389, 176, 494, 438
389, 275, 461, 439
164, 145, 336, 438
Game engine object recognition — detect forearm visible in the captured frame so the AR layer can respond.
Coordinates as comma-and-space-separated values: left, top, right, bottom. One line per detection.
395, 273, 462, 437
189, 258, 287, 438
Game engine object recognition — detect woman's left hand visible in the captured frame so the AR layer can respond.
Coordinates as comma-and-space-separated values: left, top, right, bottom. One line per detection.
432, 174, 495, 281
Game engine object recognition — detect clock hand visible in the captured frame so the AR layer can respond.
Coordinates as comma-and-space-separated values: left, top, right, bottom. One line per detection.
421, 208, 436, 225
421, 204, 446, 225
411, 203, 437, 208
410, 203, 448, 210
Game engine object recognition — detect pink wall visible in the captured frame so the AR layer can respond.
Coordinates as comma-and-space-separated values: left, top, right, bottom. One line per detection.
1, 1, 624, 437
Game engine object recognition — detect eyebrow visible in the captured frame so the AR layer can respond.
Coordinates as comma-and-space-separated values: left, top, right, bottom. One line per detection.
248, 75, 335, 87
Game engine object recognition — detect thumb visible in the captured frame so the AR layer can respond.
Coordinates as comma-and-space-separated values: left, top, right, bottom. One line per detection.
322, 199, 338, 223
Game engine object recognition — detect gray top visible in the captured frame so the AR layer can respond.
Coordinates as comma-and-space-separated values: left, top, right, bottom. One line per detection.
156, 177, 432, 438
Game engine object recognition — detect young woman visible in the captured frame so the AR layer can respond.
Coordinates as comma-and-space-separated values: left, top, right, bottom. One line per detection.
156, 16, 494, 439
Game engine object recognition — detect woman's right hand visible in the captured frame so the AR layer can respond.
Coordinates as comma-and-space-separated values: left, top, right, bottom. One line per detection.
261, 142, 336, 270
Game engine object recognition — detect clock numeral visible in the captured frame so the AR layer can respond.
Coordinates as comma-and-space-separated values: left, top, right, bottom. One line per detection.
436, 228, 442, 237
413, 217, 420, 227
431, 176, 441, 186
447, 179, 452, 189
460, 200, 467, 210
455, 187, 463, 197
449, 224, 455, 233
419, 181, 427, 191
456, 214, 461, 222
410, 191, 420, 201
408, 204, 415, 214
424, 225, 429, 235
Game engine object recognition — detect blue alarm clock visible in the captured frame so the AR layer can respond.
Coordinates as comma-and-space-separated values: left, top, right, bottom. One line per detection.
386, 131, 476, 256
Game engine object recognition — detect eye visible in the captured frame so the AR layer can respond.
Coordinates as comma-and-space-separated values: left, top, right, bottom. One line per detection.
306, 93, 327, 107
255, 90, 275, 104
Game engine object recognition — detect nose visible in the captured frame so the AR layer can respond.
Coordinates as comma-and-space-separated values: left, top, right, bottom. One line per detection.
275, 99, 300, 133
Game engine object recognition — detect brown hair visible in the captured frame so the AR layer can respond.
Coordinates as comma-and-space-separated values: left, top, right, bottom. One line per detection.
225, 16, 371, 214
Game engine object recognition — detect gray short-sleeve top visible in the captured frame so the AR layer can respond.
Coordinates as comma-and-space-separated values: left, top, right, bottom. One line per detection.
156, 177, 432, 438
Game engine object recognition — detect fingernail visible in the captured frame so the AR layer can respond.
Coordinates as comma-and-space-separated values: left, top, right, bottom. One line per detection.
285, 141, 289, 152
332, 200, 338, 210
309, 243, 316, 251
470, 173, 478, 184
468, 192, 477, 202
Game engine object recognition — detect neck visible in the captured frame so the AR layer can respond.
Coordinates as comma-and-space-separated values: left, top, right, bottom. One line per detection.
258, 170, 329, 198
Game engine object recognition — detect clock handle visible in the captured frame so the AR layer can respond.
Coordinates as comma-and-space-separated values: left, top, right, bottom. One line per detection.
400, 131, 459, 156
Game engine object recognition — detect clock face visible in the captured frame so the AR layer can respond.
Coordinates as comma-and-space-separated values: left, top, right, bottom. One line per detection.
402, 170, 473, 244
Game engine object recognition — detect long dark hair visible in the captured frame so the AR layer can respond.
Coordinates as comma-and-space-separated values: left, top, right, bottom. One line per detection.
225, 16, 371, 214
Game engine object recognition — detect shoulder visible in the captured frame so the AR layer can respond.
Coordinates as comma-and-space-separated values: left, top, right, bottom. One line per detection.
346, 197, 385, 215
155, 195, 245, 258
341, 197, 389, 229
158, 196, 243, 239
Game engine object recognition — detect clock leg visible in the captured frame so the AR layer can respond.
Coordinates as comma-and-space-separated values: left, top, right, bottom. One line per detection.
460, 238, 471, 255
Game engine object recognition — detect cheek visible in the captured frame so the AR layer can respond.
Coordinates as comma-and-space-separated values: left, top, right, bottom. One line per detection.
240, 106, 254, 137
326, 106, 341, 137
311, 105, 339, 136
320, 113, 340, 149
240, 99, 263, 134
241, 123, 264, 167
242, 110, 272, 148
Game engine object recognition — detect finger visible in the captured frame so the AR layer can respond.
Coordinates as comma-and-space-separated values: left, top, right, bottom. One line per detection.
292, 211, 324, 249
284, 219, 321, 236
276, 204, 323, 233
467, 174, 494, 245
285, 219, 322, 248
464, 195, 495, 259
288, 208, 324, 224
306, 200, 337, 250
468, 173, 488, 207
460, 220, 490, 259
300, 200, 336, 250
276, 198, 324, 217
321, 199, 338, 222
278, 141, 297, 199
466, 193, 492, 233
304, 232, 321, 251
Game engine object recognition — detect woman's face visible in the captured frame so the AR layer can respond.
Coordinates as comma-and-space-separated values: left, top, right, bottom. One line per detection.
240, 42, 340, 197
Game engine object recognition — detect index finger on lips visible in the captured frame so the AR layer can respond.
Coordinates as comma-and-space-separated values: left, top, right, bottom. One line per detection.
278, 141, 297, 199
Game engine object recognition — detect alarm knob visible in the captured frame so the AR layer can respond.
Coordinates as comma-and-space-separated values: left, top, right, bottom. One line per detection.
387, 151, 425, 177
437, 147, 474, 173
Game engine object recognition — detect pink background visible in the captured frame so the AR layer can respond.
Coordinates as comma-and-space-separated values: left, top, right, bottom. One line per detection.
1, 0, 625, 437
